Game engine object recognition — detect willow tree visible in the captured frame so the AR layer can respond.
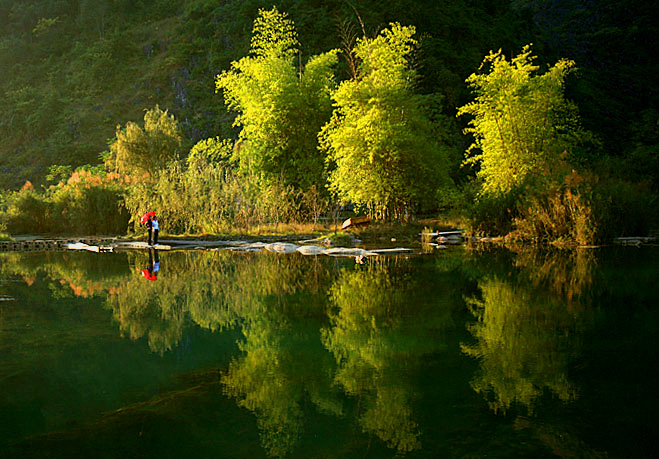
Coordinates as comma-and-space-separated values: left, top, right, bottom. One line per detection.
319, 23, 448, 220
457, 45, 587, 195
109, 106, 184, 178
216, 7, 338, 192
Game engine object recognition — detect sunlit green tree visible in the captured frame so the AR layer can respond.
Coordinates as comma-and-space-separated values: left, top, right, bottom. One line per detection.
216, 7, 339, 192
108, 105, 184, 178
457, 45, 589, 195
186, 137, 234, 171
319, 23, 449, 220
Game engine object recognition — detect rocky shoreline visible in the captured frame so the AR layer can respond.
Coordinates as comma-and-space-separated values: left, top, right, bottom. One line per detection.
2, 231, 656, 255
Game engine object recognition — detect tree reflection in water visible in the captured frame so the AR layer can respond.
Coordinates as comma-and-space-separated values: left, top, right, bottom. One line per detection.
0, 247, 608, 457
322, 260, 456, 453
103, 250, 460, 456
107, 250, 239, 353
0, 249, 462, 456
461, 248, 595, 415
219, 253, 338, 458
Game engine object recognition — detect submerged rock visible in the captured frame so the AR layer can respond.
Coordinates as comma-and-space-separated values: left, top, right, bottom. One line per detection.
370, 247, 414, 254
223, 246, 263, 253
614, 236, 656, 246
437, 235, 463, 245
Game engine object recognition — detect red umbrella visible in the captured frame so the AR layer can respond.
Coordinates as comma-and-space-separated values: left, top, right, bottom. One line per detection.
140, 211, 156, 224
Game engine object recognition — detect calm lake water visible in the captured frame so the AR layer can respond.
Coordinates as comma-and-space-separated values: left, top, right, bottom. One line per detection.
1, 245, 658, 458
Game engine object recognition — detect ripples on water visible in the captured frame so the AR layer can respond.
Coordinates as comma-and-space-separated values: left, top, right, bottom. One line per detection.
0, 246, 657, 457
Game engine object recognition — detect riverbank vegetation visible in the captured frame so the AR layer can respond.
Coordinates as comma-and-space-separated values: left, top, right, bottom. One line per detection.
1, 1, 657, 244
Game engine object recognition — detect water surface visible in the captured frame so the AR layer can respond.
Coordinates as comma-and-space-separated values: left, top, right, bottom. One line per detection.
1, 246, 657, 457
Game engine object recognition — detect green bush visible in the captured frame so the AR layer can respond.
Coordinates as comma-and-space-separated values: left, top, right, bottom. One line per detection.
511, 176, 656, 244
50, 184, 129, 235
1, 188, 53, 234
0, 170, 129, 236
466, 189, 521, 236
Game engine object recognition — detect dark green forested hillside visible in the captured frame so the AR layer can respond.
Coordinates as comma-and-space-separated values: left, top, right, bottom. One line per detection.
2, 0, 655, 189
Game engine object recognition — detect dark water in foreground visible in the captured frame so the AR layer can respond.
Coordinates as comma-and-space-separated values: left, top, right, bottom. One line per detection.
0, 245, 657, 458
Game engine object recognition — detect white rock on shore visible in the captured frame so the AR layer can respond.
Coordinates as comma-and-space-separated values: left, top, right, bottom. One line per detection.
296, 245, 326, 255
265, 242, 300, 253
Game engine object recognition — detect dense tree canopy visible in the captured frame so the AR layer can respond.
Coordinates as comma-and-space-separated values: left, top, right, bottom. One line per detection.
320, 23, 449, 219
216, 7, 338, 192
108, 106, 184, 178
457, 45, 588, 195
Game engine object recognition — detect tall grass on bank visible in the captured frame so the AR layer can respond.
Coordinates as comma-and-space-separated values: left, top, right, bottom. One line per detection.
123, 159, 328, 235
512, 188, 596, 245
466, 170, 656, 244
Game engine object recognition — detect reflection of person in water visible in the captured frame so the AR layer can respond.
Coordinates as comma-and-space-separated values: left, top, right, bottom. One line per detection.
141, 249, 160, 281
152, 249, 160, 275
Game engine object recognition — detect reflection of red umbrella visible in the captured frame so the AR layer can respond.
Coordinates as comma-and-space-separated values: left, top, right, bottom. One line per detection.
141, 267, 157, 281
140, 211, 156, 224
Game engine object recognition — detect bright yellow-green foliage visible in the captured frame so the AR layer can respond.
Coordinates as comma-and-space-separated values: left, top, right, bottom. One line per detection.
249, 7, 299, 60
458, 45, 585, 195
187, 137, 234, 170
461, 277, 581, 414
109, 106, 184, 178
320, 23, 448, 220
216, 7, 339, 191
122, 158, 303, 234
322, 265, 454, 453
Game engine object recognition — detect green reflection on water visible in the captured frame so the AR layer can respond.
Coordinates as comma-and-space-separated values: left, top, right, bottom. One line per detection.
1, 246, 658, 458
220, 254, 337, 457
461, 248, 597, 414
322, 262, 456, 453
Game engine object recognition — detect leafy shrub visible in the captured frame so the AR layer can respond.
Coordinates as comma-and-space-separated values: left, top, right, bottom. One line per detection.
0, 169, 129, 235
511, 174, 655, 244
51, 182, 129, 235
1, 188, 53, 234
466, 189, 521, 236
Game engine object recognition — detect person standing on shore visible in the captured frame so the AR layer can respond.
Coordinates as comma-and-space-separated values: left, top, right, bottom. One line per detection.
146, 216, 153, 245
152, 216, 159, 245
